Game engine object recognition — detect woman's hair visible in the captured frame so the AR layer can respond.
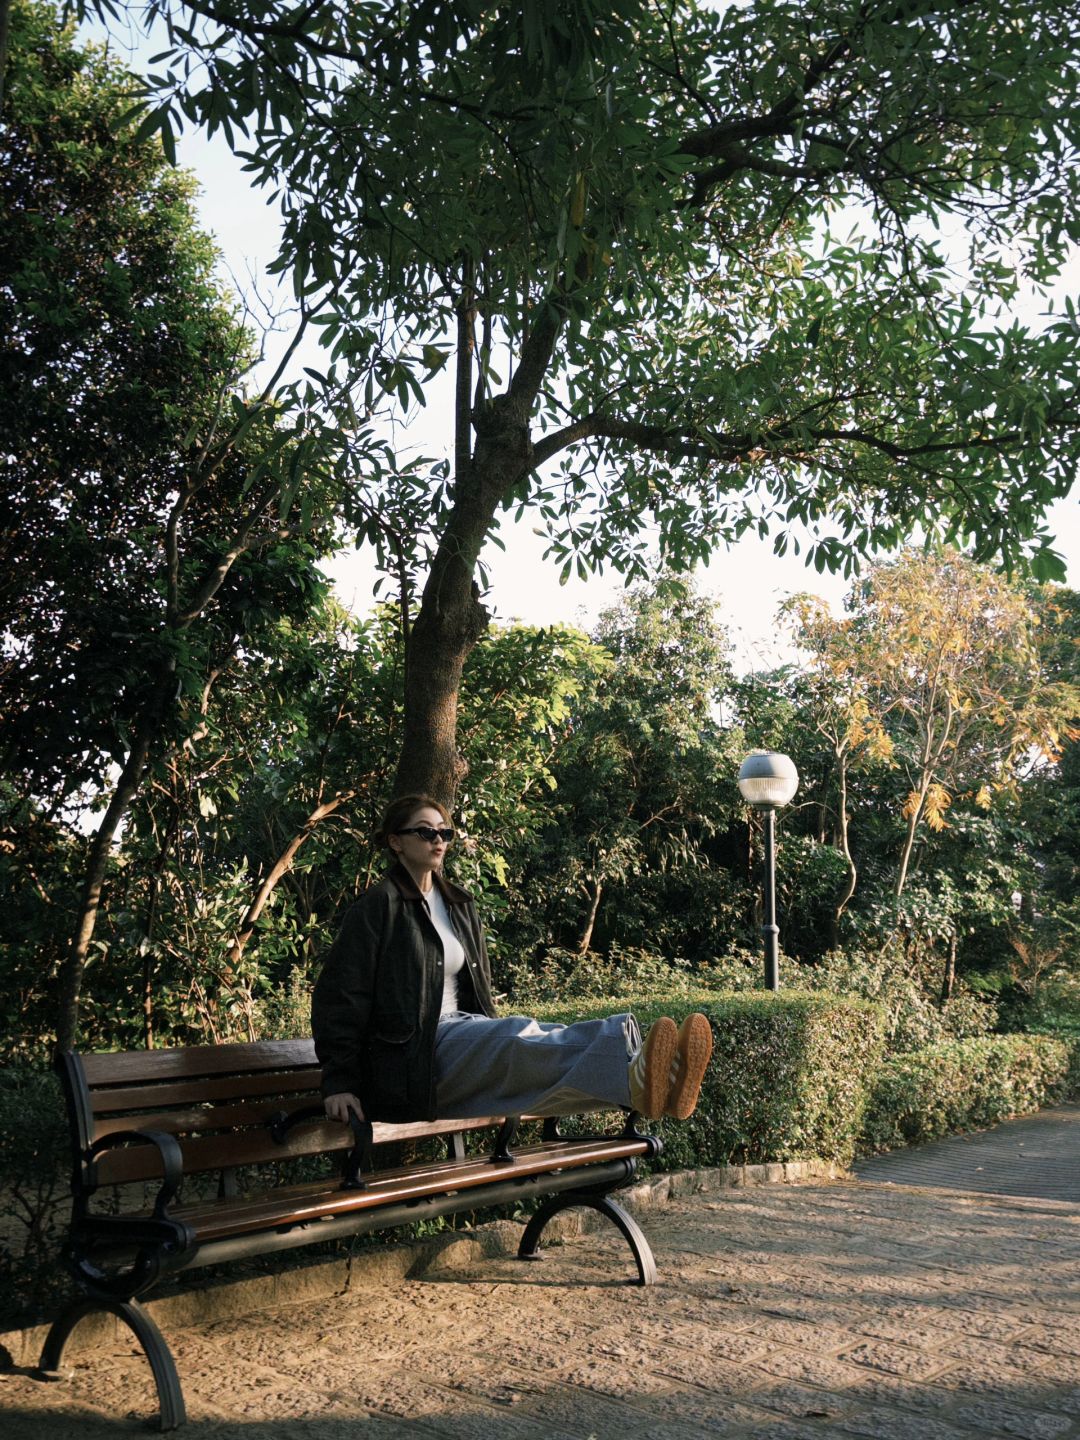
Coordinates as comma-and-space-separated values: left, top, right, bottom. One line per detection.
375, 794, 452, 848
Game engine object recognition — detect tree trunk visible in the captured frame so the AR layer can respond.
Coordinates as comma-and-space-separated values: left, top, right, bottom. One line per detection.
746, 812, 762, 933
393, 421, 536, 801
56, 682, 169, 1051
940, 930, 958, 1004
578, 878, 603, 955
832, 750, 857, 938
141, 869, 162, 1052
395, 567, 490, 804
896, 717, 945, 900
139, 779, 183, 1050
226, 791, 356, 966
895, 798, 922, 898
393, 295, 563, 803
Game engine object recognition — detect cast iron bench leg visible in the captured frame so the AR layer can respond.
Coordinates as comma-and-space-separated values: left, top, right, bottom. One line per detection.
517, 1192, 657, 1286
40, 1296, 187, 1431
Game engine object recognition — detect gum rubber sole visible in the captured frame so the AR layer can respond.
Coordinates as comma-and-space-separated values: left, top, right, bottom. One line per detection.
630, 1017, 678, 1120
665, 1014, 713, 1120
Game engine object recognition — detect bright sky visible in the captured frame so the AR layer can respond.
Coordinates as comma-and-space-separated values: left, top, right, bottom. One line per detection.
88, 18, 1080, 669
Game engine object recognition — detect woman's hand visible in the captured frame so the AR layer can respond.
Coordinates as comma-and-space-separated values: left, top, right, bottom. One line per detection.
325, 1092, 365, 1124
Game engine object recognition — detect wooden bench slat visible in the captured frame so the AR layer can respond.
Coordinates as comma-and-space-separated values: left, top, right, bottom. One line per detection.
368, 1115, 511, 1144
91, 1099, 517, 1143
92, 1096, 323, 1141
94, 1121, 352, 1184
88, 1069, 319, 1115
80, 1039, 317, 1086
171, 1138, 650, 1242
91, 1112, 528, 1185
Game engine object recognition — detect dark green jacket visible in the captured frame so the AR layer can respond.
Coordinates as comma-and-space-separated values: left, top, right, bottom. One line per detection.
311, 863, 496, 1122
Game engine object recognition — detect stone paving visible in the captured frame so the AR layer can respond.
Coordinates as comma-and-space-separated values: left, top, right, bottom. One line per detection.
2, 1114, 1079, 1438
855, 1104, 1080, 1204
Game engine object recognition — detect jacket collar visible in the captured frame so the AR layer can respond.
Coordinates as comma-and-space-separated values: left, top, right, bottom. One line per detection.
387, 861, 472, 906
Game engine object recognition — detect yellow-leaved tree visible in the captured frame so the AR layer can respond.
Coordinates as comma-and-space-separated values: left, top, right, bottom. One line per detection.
782, 592, 897, 932
789, 549, 1079, 904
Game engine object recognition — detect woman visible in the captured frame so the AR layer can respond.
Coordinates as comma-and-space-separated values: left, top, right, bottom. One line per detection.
312, 795, 712, 1128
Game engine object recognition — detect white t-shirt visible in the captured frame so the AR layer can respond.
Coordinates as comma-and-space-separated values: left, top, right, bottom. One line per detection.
426, 884, 466, 1016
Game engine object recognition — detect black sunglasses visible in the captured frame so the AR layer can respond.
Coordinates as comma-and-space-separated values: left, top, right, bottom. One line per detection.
396, 825, 455, 843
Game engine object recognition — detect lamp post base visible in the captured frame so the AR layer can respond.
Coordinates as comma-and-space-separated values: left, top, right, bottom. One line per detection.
763, 925, 780, 991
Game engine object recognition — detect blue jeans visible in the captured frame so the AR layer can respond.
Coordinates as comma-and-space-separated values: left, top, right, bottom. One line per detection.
432, 1011, 638, 1118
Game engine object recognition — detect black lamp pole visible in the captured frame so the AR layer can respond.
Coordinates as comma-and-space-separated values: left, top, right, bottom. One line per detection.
762, 806, 780, 991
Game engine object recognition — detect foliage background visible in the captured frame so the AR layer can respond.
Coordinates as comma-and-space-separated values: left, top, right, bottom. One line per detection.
4, 9, 1080, 1309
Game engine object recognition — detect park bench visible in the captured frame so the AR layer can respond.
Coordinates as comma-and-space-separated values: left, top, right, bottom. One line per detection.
43, 1037, 663, 1430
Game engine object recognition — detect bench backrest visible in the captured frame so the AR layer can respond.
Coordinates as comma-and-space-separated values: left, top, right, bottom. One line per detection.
58, 1040, 504, 1189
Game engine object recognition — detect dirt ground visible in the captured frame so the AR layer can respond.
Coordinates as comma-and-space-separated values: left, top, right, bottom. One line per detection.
2, 1172, 1079, 1439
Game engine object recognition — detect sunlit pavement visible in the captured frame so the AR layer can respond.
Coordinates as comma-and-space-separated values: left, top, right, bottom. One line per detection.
855, 1103, 1080, 1204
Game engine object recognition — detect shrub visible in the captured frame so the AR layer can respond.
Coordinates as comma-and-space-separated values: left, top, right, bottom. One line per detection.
787, 945, 997, 1052
500, 945, 703, 1011
859, 1033, 1080, 1154
695, 948, 766, 992
1022, 974, 1080, 1039
254, 962, 319, 1040
533, 988, 885, 1168
0, 1066, 70, 1324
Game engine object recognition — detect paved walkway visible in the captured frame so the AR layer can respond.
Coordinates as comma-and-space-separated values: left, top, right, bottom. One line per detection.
855, 1104, 1080, 1203
2, 1110, 1079, 1438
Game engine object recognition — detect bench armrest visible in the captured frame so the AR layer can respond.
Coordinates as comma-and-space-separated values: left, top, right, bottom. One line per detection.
87, 1128, 184, 1218
267, 1105, 373, 1191
542, 1110, 653, 1143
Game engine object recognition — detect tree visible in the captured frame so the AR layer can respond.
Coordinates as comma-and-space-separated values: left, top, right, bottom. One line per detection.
0, 2, 372, 1046
788, 550, 1080, 910
995, 586, 1080, 1020
520, 577, 740, 961
0, 783, 79, 1061
4, 605, 612, 1051
76, 0, 1080, 804
89, 597, 406, 1048
781, 593, 899, 929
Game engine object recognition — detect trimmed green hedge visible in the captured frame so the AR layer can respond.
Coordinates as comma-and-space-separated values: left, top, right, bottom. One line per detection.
533, 988, 885, 1168
859, 1033, 1080, 1154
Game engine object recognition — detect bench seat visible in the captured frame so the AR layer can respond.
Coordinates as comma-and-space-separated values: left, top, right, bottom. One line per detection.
163, 1134, 654, 1243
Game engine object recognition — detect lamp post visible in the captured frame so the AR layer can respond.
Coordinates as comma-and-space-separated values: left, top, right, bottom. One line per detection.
738, 750, 799, 991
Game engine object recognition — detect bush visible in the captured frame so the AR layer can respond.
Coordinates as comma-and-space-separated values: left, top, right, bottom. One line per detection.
1020, 974, 1080, 1039
533, 987, 885, 1168
501, 944, 704, 1011
786, 945, 997, 1052
0, 1066, 70, 1324
859, 1033, 1080, 1154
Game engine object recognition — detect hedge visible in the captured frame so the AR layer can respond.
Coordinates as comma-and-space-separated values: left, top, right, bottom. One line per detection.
0, 1066, 69, 1324
859, 1032, 1080, 1154
533, 988, 885, 1169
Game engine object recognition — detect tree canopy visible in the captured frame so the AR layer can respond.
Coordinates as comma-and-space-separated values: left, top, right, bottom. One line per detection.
7, 2, 1080, 1056
0, 0, 374, 1045
75, 0, 1080, 799
786, 549, 1080, 900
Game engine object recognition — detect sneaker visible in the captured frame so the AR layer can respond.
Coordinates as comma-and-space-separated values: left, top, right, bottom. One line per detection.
664, 1014, 713, 1120
627, 1017, 678, 1120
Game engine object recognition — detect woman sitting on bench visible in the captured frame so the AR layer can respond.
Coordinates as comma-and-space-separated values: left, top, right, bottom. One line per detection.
313, 795, 712, 1131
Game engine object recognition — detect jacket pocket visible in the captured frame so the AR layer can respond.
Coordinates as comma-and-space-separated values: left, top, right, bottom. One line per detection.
371, 1015, 415, 1045
363, 1014, 418, 1116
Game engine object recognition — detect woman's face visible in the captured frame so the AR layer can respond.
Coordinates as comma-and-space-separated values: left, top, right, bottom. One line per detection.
389, 805, 452, 880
